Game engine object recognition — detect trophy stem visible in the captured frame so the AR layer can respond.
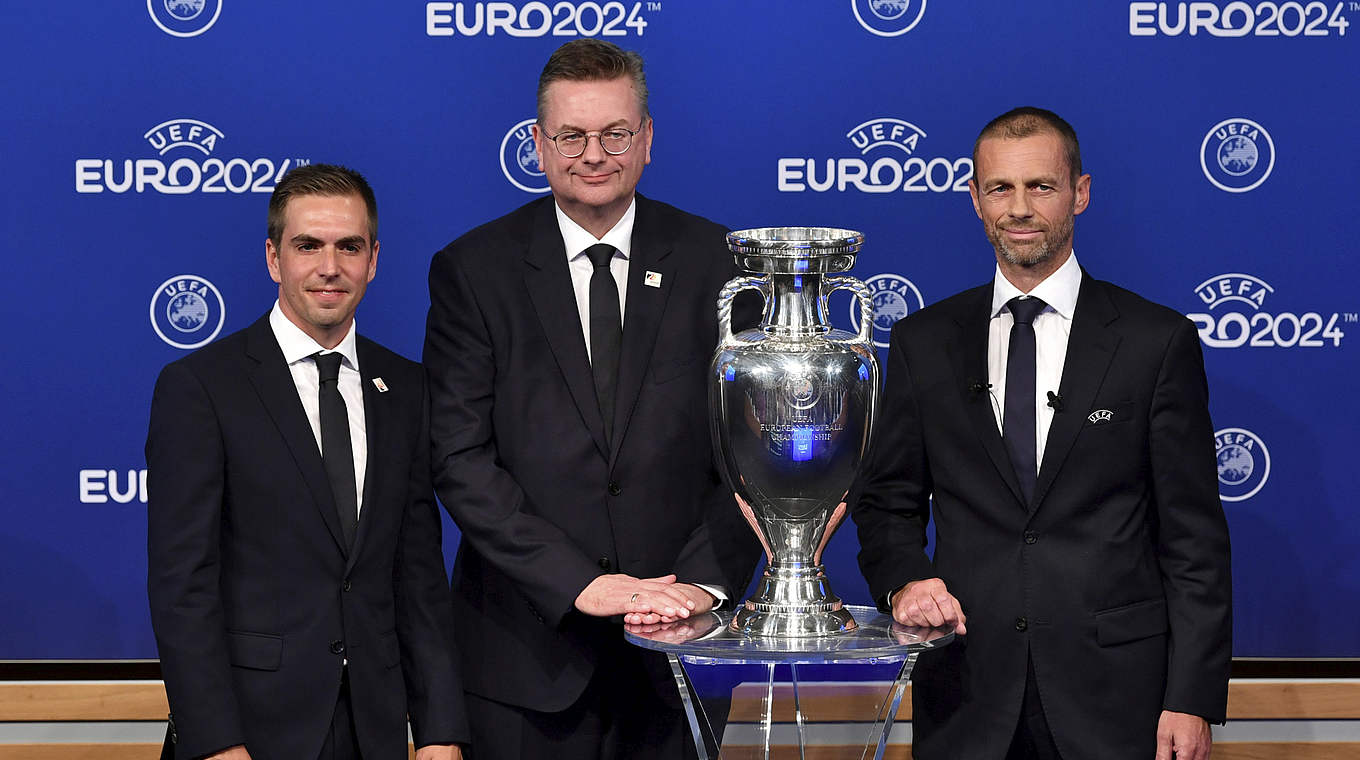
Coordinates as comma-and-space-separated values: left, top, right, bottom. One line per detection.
730, 563, 858, 637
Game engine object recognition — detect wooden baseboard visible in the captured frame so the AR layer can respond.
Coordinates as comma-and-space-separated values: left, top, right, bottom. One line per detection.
0, 745, 423, 759
2, 743, 1357, 760
724, 679, 1360, 723
0, 683, 168, 721
0, 746, 162, 760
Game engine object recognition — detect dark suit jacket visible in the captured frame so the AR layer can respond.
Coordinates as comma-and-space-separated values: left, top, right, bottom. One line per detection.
852, 273, 1231, 760
424, 194, 759, 712
147, 314, 468, 760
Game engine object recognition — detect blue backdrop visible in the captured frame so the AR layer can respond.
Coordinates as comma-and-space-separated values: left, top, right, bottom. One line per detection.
2, 0, 1356, 659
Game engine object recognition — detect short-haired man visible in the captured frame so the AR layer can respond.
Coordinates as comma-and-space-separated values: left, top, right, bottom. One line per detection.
852, 108, 1231, 759
424, 39, 758, 758
148, 164, 468, 759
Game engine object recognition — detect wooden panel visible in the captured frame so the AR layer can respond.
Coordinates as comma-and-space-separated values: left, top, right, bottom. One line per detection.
0, 744, 422, 760
726, 680, 1360, 723
0, 745, 164, 760
1, 744, 1357, 760
0, 683, 167, 721
720, 747, 910, 760
4, 679, 1357, 723
1228, 681, 1360, 719
727, 682, 911, 722
1214, 744, 1360, 760
718, 748, 1360, 760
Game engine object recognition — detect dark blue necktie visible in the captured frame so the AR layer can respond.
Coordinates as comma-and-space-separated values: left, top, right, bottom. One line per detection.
1003, 296, 1047, 506
585, 243, 621, 445
315, 352, 358, 548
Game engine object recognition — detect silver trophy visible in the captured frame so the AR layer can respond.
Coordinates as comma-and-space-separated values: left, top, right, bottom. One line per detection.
710, 227, 879, 637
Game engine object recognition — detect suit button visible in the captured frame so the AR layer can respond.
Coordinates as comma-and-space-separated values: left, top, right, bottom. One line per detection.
330, 640, 345, 655
608, 481, 622, 496
1023, 531, 1038, 545
598, 557, 612, 571
342, 580, 352, 592
1014, 617, 1028, 632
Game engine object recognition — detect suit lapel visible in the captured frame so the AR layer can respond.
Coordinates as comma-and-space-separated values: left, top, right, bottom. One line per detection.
946, 286, 1027, 508
610, 197, 675, 465
1031, 275, 1120, 513
244, 316, 348, 555
522, 200, 610, 459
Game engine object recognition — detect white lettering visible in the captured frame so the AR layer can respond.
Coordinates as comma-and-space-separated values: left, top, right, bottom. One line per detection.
79, 470, 107, 503
427, 2, 455, 35
75, 159, 103, 193
837, 158, 870, 192
777, 158, 805, 192
486, 2, 517, 34
1130, 1, 1158, 34
108, 470, 140, 504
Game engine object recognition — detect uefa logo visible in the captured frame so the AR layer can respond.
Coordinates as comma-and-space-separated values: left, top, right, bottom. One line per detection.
147, 0, 223, 37
1200, 118, 1275, 193
151, 275, 225, 350
500, 118, 549, 194
851, 273, 924, 348
1187, 272, 1347, 349
1214, 427, 1270, 502
851, 0, 927, 37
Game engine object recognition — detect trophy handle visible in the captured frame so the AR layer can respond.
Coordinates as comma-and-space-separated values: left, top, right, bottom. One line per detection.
824, 275, 874, 345
717, 275, 768, 346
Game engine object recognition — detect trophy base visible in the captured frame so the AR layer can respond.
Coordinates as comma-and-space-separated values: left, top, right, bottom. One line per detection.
730, 604, 858, 638
729, 566, 858, 637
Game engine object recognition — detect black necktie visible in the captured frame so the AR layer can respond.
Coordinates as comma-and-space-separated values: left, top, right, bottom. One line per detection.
1003, 296, 1047, 506
585, 243, 622, 444
314, 352, 358, 549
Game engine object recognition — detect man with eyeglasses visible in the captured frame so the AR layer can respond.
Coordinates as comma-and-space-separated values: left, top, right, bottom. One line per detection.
423, 39, 759, 758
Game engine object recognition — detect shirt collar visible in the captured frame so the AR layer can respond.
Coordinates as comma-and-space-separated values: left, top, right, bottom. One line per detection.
555, 198, 636, 262
990, 250, 1082, 320
269, 300, 360, 371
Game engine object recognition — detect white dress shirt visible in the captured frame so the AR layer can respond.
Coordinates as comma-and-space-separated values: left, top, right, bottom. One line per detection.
556, 199, 634, 361
986, 251, 1083, 472
553, 199, 726, 606
269, 302, 367, 516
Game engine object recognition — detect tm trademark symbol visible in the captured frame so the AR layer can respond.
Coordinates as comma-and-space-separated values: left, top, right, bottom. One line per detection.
1350, 1, 1360, 10
647, 1, 662, 10
1344, 313, 1359, 323
295, 159, 311, 167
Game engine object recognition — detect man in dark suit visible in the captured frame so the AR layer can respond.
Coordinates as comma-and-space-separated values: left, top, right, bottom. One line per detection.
424, 39, 758, 759
851, 108, 1231, 760
147, 165, 468, 760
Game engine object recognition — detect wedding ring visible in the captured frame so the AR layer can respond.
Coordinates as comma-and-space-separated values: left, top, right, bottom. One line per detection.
630, 593, 639, 604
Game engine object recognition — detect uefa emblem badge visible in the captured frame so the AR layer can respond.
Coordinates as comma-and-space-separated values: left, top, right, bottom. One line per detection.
1214, 427, 1271, 502
1200, 118, 1275, 193
851, 273, 924, 348
151, 275, 226, 350
500, 118, 550, 194
147, 0, 223, 37
851, 0, 927, 37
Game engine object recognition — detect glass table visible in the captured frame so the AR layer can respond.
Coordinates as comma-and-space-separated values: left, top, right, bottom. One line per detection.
626, 605, 953, 759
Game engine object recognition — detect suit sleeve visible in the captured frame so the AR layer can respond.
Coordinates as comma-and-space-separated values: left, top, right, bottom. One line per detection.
850, 321, 937, 609
1149, 318, 1233, 722
424, 248, 602, 627
145, 361, 246, 759
396, 373, 471, 748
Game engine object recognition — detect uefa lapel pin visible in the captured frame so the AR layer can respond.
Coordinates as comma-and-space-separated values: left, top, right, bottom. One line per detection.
644, 271, 663, 288
372, 377, 389, 393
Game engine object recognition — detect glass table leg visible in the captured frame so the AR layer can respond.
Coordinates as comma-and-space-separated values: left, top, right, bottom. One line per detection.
861, 653, 917, 760
667, 653, 711, 760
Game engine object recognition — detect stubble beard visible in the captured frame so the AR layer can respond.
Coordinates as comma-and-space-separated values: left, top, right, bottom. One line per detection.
990, 212, 1074, 270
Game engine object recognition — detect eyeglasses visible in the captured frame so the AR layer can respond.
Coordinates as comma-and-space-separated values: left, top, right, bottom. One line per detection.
543, 124, 643, 158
